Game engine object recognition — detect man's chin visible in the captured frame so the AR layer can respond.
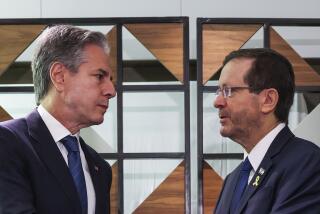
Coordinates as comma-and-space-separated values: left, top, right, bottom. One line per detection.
91, 117, 104, 125
220, 127, 230, 137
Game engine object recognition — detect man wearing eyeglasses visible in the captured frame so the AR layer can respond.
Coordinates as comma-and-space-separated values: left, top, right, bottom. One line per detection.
214, 48, 320, 214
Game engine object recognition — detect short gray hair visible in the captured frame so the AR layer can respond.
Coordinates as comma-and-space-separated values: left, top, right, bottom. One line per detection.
32, 25, 110, 105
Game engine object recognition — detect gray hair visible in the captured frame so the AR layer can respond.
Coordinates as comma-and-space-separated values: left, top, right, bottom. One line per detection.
32, 25, 110, 105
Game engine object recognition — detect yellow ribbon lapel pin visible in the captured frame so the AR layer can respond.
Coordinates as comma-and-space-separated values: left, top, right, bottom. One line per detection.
253, 176, 260, 187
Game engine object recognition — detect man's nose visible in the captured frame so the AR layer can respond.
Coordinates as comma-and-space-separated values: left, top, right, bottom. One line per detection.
214, 93, 226, 109
104, 81, 116, 98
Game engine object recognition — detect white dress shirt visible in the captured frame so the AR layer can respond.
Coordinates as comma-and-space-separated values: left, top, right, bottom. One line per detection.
37, 105, 96, 214
244, 123, 286, 184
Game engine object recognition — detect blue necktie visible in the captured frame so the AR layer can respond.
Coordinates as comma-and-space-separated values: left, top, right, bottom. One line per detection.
230, 157, 252, 213
61, 136, 88, 214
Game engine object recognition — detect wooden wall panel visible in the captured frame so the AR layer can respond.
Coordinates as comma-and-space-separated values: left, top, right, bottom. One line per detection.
106, 26, 117, 85
203, 161, 223, 214
202, 24, 261, 84
0, 25, 46, 76
270, 27, 320, 87
0, 106, 12, 122
124, 23, 184, 83
110, 162, 118, 214
133, 161, 185, 213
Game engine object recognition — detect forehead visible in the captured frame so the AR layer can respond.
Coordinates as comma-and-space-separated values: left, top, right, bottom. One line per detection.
219, 57, 254, 86
83, 44, 109, 61
81, 44, 111, 70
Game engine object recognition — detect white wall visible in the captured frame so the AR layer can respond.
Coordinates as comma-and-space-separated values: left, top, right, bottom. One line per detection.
2, 0, 319, 19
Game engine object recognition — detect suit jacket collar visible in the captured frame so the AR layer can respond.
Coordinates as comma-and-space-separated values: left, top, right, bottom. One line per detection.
222, 164, 243, 212
26, 109, 82, 213
236, 126, 294, 213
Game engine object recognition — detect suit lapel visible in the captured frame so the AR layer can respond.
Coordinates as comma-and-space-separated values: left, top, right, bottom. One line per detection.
236, 160, 272, 213
223, 166, 242, 212
26, 110, 81, 212
236, 126, 294, 214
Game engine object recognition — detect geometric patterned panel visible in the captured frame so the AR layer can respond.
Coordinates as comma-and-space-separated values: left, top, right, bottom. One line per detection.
0, 25, 46, 76
124, 23, 184, 83
270, 27, 320, 86
293, 104, 320, 146
81, 127, 115, 153
106, 26, 118, 85
0, 105, 13, 121
202, 24, 261, 84
133, 161, 185, 213
110, 162, 118, 214
203, 161, 223, 214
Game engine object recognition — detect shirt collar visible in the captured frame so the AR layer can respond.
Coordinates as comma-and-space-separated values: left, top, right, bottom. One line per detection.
245, 123, 285, 171
37, 104, 80, 142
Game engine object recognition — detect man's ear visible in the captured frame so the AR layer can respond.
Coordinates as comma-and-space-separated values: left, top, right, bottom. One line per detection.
50, 62, 66, 92
260, 88, 279, 114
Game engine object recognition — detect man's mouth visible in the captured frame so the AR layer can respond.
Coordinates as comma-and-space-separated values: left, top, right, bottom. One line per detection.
219, 112, 229, 123
98, 104, 108, 111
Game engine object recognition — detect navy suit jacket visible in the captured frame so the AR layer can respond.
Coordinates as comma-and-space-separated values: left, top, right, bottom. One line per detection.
0, 110, 112, 214
214, 126, 320, 214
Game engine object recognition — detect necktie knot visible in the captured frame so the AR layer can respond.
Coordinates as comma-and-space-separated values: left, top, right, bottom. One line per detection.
61, 135, 79, 152
241, 157, 252, 172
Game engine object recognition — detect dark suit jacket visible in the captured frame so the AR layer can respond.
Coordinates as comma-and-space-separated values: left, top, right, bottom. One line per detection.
0, 110, 112, 214
214, 126, 320, 214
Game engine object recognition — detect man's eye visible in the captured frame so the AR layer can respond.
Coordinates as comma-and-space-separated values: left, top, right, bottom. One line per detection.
96, 74, 103, 80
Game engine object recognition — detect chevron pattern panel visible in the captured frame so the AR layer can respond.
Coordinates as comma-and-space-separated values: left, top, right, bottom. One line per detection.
106, 26, 118, 85
270, 27, 320, 86
203, 161, 223, 214
124, 23, 184, 83
133, 161, 185, 213
110, 162, 118, 214
0, 106, 12, 121
294, 104, 320, 146
0, 25, 46, 76
202, 24, 261, 84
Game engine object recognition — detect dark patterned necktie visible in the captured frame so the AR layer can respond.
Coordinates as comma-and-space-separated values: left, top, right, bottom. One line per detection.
61, 135, 88, 214
230, 157, 252, 213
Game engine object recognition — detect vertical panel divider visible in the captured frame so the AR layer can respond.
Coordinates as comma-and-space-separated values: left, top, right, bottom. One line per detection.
197, 18, 204, 214
116, 23, 124, 214
264, 23, 270, 48
183, 17, 191, 214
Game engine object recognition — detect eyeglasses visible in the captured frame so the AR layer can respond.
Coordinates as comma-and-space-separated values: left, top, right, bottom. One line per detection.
215, 86, 251, 98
